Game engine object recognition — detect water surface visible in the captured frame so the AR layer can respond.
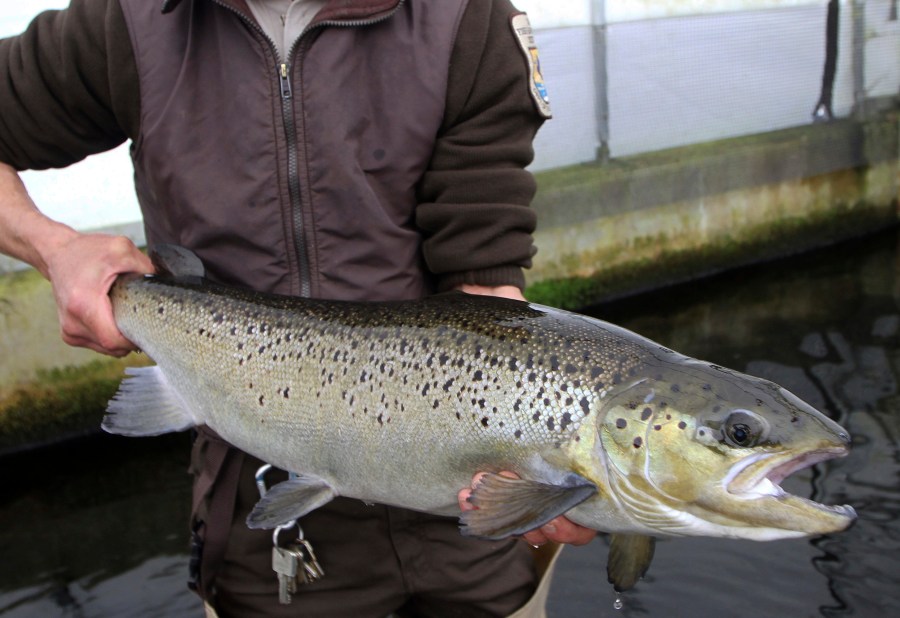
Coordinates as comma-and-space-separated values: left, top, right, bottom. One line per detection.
2, 230, 899, 617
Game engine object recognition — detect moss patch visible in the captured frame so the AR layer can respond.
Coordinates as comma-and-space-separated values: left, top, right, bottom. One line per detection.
525, 201, 897, 309
0, 355, 151, 456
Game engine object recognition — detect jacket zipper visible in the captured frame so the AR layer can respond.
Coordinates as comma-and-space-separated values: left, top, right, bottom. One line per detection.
209, 0, 405, 297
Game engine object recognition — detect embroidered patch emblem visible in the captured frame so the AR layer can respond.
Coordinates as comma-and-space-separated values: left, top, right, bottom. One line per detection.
511, 13, 551, 119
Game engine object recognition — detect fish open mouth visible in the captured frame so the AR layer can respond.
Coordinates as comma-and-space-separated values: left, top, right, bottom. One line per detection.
723, 446, 856, 532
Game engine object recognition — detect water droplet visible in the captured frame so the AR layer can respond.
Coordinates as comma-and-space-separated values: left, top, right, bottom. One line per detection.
613, 593, 624, 610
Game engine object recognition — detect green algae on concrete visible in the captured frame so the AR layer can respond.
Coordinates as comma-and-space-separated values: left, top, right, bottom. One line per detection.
0, 355, 150, 456
525, 200, 896, 309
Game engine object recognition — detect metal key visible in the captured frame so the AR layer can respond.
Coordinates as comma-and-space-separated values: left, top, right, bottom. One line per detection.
272, 546, 300, 604
293, 538, 325, 584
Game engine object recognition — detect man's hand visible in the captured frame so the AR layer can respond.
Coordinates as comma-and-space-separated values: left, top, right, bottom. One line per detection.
0, 163, 153, 356
44, 232, 154, 356
458, 472, 597, 547
455, 283, 525, 302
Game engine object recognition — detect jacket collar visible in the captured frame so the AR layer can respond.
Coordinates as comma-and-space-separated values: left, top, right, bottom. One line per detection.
162, 0, 403, 20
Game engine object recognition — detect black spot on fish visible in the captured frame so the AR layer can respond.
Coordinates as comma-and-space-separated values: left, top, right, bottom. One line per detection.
532, 412, 540, 422
550, 356, 560, 371
158, 307, 165, 315
670, 384, 681, 393
641, 407, 653, 421
546, 417, 556, 430
473, 370, 483, 381
508, 358, 518, 370
699, 429, 706, 437
514, 429, 522, 439
284, 388, 290, 399
456, 412, 461, 420
258, 395, 265, 406
616, 418, 627, 429
481, 417, 489, 428
237, 342, 244, 350
377, 413, 384, 426
678, 421, 686, 429
654, 424, 662, 431
633, 437, 642, 448
591, 367, 603, 379
439, 353, 450, 365
528, 372, 537, 382
433, 400, 439, 409
580, 397, 590, 415
422, 384, 430, 396
560, 412, 572, 430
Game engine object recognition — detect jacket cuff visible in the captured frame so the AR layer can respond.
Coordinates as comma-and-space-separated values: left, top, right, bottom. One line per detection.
436, 266, 526, 293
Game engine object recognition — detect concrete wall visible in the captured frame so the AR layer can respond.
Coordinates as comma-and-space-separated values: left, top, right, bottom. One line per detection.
526, 109, 900, 307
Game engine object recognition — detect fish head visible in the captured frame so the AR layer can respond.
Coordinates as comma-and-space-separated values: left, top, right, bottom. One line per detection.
592, 358, 856, 540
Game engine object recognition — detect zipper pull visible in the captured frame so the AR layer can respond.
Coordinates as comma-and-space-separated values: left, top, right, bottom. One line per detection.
279, 63, 293, 99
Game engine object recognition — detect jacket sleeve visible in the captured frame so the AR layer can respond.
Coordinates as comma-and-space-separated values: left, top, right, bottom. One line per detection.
416, 0, 545, 292
0, 0, 140, 171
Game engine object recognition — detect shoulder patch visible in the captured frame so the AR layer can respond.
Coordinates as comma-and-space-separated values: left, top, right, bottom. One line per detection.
510, 13, 551, 119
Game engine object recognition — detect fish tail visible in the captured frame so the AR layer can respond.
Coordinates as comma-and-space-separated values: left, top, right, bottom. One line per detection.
102, 366, 196, 436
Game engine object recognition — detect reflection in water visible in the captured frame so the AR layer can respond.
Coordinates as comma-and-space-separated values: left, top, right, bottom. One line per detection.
2, 230, 900, 616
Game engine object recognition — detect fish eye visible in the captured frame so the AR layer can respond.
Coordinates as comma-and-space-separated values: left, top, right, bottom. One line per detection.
723, 411, 765, 447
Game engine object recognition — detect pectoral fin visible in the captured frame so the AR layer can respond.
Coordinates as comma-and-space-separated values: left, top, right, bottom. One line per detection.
607, 534, 656, 592
246, 476, 337, 529
460, 472, 597, 540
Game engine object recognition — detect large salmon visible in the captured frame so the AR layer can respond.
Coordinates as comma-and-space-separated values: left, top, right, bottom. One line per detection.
103, 246, 856, 590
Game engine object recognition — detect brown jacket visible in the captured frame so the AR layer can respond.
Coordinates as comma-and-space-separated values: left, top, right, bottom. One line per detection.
0, 0, 545, 299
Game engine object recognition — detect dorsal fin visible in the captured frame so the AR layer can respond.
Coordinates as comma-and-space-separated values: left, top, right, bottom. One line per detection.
149, 244, 206, 279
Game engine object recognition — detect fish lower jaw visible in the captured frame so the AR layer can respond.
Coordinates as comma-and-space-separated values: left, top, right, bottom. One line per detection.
721, 447, 857, 534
